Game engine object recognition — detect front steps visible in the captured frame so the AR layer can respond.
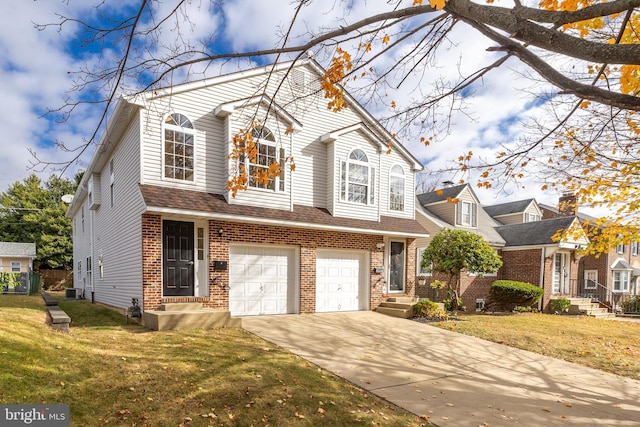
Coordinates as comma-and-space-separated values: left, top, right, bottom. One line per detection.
143, 302, 242, 331
566, 298, 615, 319
375, 297, 416, 319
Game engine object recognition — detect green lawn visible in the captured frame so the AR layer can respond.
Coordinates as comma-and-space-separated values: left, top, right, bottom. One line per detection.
431, 312, 640, 380
0, 295, 429, 426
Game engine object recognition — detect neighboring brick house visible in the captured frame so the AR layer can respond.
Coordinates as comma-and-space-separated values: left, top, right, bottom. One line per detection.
540, 195, 639, 310
65, 58, 429, 323
415, 184, 589, 312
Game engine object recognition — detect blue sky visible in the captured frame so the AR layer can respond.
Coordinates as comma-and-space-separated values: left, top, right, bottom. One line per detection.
0, 0, 584, 213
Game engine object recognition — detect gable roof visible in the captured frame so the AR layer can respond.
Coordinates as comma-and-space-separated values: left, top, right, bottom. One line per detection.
0, 242, 36, 257
68, 58, 424, 218
415, 188, 506, 247
495, 216, 579, 247
416, 184, 468, 205
139, 185, 429, 238
485, 199, 535, 217
611, 258, 633, 270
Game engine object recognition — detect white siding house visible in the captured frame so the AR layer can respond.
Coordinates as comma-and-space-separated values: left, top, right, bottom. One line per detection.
66, 59, 428, 319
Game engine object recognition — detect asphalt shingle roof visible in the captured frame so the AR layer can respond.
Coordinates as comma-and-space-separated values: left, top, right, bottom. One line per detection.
484, 199, 534, 217
495, 216, 577, 247
0, 242, 36, 257
416, 184, 466, 205
139, 185, 429, 236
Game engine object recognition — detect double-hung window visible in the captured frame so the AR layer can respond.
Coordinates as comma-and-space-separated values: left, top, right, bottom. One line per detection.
613, 270, 630, 292
245, 126, 285, 191
163, 113, 195, 182
341, 149, 375, 205
457, 201, 477, 226
389, 165, 405, 211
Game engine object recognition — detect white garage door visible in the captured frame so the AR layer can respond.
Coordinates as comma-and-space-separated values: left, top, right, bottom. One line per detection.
316, 250, 367, 312
229, 245, 296, 316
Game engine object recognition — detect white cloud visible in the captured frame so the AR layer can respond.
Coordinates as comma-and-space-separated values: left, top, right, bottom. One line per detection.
0, 0, 602, 217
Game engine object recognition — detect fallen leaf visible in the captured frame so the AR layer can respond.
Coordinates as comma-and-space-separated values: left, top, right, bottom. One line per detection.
317, 408, 326, 415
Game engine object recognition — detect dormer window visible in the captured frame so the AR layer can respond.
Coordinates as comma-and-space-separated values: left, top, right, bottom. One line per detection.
457, 201, 477, 227
246, 126, 285, 191
525, 212, 540, 222
389, 165, 405, 211
163, 113, 195, 182
341, 149, 375, 205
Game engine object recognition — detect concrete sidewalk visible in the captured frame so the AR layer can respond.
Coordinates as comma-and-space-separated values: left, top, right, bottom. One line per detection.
242, 311, 640, 426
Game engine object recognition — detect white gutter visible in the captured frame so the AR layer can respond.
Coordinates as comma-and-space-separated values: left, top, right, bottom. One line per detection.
144, 206, 429, 238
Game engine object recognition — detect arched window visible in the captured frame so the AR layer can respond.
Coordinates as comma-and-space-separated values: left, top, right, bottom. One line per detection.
341, 149, 375, 204
389, 165, 405, 211
246, 126, 285, 191
163, 113, 195, 181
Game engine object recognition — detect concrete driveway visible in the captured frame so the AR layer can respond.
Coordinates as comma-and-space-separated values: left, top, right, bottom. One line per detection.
242, 311, 640, 426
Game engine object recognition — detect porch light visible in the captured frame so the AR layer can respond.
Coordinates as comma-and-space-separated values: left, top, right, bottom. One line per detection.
218, 227, 224, 237
376, 242, 385, 250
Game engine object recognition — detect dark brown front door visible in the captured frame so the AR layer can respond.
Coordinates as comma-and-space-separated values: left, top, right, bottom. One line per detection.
163, 220, 194, 297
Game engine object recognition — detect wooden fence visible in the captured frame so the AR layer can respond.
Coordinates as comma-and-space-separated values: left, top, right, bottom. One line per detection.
38, 269, 73, 290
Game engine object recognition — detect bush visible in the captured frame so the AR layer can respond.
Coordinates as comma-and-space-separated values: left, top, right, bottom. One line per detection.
550, 297, 571, 314
413, 299, 448, 320
485, 280, 543, 312
620, 295, 640, 314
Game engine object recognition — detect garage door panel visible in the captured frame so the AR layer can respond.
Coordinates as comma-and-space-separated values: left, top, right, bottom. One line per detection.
229, 246, 296, 316
316, 250, 367, 313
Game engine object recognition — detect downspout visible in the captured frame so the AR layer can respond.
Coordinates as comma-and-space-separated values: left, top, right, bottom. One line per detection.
90, 207, 95, 303
539, 248, 545, 312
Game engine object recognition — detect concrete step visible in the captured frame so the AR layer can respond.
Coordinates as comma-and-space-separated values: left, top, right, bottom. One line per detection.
568, 303, 600, 315
590, 311, 616, 319
143, 309, 241, 331
380, 302, 415, 310
386, 297, 415, 303
375, 306, 414, 319
160, 302, 203, 311
567, 298, 593, 305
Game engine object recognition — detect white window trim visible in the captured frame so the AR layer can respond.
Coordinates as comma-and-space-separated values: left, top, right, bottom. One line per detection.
11, 261, 21, 272
416, 247, 432, 276
584, 270, 598, 289
162, 112, 196, 183
341, 149, 375, 206
389, 164, 405, 212
457, 201, 477, 227
632, 241, 640, 256
616, 243, 626, 255
525, 212, 540, 222
244, 127, 286, 193
613, 270, 630, 293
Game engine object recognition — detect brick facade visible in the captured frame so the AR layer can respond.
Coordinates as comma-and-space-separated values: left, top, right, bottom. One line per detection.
141, 213, 415, 313
416, 247, 583, 313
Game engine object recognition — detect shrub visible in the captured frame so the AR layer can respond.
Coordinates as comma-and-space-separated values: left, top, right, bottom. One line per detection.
485, 280, 543, 312
550, 297, 571, 314
513, 305, 538, 313
413, 299, 448, 320
619, 295, 640, 314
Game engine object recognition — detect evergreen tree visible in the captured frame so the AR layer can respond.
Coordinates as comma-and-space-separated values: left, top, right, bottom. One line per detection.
0, 174, 77, 269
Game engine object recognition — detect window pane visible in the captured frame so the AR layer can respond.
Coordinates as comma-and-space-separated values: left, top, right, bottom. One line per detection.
349, 163, 368, 184
349, 183, 367, 203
